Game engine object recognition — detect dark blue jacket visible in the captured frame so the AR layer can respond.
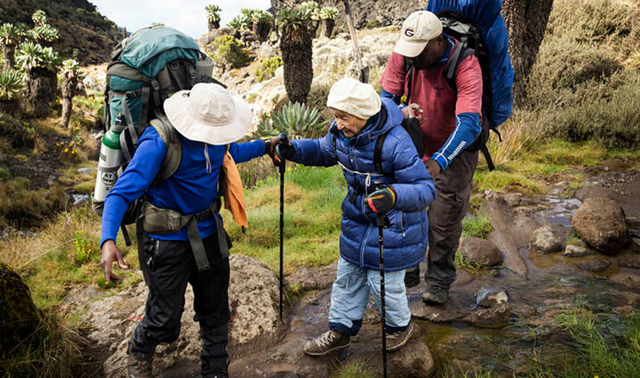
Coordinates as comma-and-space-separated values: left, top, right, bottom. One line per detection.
290, 98, 436, 271
100, 127, 265, 246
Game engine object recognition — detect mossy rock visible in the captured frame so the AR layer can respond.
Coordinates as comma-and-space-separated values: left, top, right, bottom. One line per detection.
0, 262, 41, 356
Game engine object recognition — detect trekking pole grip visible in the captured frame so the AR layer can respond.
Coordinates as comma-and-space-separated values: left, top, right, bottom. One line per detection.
278, 132, 288, 174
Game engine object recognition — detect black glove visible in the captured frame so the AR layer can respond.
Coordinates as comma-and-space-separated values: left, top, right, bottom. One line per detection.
365, 187, 396, 215
273, 141, 295, 165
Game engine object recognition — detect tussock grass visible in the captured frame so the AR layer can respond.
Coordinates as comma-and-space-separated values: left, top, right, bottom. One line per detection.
461, 214, 494, 239
0, 311, 84, 378
0, 205, 137, 310
554, 307, 640, 377
333, 359, 376, 378
0, 177, 67, 229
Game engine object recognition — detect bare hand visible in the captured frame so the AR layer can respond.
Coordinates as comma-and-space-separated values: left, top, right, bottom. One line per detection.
100, 239, 128, 285
401, 103, 424, 122
425, 159, 442, 179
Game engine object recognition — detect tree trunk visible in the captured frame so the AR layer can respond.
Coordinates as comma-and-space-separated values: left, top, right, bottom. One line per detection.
60, 74, 76, 128
25, 67, 58, 119
309, 20, 319, 38
2, 44, 15, 72
258, 22, 271, 42
322, 19, 335, 39
342, 0, 368, 83
502, 0, 554, 106
280, 23, 313, 104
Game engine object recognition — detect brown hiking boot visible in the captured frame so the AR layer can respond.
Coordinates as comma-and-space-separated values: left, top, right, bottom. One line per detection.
127, 353, 152, 378
303, 330, 351, 356
422, 287, 449, 305
386, 323, 415, 352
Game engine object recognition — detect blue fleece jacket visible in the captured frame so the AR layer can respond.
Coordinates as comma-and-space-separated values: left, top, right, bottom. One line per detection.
100, 127, 265, 246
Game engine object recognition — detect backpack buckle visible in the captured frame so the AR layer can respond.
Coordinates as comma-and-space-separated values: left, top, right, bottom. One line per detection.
150, 79, 160, 91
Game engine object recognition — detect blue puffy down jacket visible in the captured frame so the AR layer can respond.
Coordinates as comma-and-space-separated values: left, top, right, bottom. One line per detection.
290, 98, 436, 271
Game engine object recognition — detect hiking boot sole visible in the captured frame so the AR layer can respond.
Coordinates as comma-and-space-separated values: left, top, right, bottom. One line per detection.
303, 340, 351, 356
386, 324, 414, 352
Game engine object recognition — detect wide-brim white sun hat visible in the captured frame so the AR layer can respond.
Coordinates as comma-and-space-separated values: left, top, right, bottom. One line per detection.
163, 83, 252, 145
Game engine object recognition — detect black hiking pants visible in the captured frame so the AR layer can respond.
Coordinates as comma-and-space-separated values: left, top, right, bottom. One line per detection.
425, 148, 478, 291
405, 148, 479, 290
129, 233, 231, 376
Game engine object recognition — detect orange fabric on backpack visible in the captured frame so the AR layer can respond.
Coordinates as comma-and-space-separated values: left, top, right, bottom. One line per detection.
220, 151, 247, 230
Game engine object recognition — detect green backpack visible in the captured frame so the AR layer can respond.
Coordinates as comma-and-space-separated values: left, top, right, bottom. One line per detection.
93, 25, 223, 243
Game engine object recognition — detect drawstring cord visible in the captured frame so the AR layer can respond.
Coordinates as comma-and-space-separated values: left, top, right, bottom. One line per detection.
204, 143, 212, 174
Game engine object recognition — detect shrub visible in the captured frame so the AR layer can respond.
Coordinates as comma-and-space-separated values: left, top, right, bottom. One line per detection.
212, 35, 250, 70
0, 113, 36, 148
0, 70, 24, 101
524, 0, 640, 149
257, 102, 327, 139
254, 56, 282, 82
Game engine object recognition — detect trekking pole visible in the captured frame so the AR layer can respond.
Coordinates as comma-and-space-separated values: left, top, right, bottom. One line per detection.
278, 132, 288, 322
374, 180, 388, 378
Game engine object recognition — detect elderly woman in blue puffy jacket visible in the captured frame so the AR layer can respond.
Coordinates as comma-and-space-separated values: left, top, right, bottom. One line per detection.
275, 77, 436, 355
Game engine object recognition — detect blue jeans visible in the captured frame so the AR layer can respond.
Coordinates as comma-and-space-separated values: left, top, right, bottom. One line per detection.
328, 257, 411, 336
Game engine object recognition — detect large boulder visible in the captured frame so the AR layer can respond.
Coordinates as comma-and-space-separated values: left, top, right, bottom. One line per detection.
459, 238, 502, 267
84, 254, 284, 377
0, 262, 41, 355
531, 225, 564, 254
572, 197, 629, 255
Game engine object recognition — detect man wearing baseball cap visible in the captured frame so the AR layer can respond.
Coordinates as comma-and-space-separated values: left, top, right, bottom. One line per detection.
99, 83, 282, 377
380, 10, 484, 305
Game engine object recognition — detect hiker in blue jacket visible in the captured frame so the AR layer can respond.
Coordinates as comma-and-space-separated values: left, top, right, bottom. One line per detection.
275, 77, 436, 356
99, 83, 280, 378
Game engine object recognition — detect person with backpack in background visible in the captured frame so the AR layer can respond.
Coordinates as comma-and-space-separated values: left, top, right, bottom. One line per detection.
100, 83, 281, 378
380, 10, 484, 305
274, 77, 436, 356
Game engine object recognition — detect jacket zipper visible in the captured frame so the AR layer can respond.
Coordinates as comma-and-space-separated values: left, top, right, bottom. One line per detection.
401, 212, 405, 237
360, 223, 373, 268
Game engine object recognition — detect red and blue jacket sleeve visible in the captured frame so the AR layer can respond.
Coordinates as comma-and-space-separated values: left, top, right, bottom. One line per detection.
431, 54, 483, 171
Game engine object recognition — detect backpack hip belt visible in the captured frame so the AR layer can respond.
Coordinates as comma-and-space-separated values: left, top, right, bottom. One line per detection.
140, 198, 228, 274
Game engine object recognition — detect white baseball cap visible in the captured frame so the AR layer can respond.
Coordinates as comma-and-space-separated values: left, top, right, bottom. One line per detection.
394, 11, 443, 58
163, 83, 251, 145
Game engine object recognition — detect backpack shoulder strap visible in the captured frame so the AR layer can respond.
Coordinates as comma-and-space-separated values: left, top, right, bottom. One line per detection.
373, 129, 393, 175
404, 57, 414, 105
150, 116, 182, 182
444, 43, 475, 91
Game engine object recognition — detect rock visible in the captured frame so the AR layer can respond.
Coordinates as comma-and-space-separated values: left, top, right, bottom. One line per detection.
572, 197, 629, 255
463, 290, 510, 327
388, 338, 435, 377
0, 262, 41, 355
86, 255, 284, 377
286, 262, 337, 292
459, 238, 502, 267
503, 193, 523, 207
616, 254, 640, 269
78, 168, 93, 175
71, 194, 90, 206
47, 174, 60, 186
576, 259, 611, 273
563, 244, 594, 258
531, 225, 564, 254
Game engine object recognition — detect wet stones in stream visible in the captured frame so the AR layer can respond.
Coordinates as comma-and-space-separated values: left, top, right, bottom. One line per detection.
576, 259, 611, 273
531, 225, 565, 254
459, 237, 503, 267
572, 197, 629, 255
563, 244, 594, 257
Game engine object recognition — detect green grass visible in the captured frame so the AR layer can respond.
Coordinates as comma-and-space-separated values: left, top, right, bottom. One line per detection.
461, 214, 494, 239
553, 307, 640, 378
224, 165, 346, 274
454, 251, 484, 275
333, 359, 376, 378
